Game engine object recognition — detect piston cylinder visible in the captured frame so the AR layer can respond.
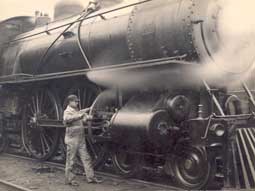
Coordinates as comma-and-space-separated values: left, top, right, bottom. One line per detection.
110, 109, 173, 146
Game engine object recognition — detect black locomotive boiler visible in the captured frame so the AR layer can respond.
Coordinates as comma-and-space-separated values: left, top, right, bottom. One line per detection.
0, 0, 255, 190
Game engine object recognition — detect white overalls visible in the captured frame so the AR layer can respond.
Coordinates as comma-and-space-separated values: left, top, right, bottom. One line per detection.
63, 106, 94, 183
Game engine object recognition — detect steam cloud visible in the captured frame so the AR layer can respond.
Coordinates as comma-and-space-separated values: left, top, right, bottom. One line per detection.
220, 0, 255, 77
199, 0, 255, 86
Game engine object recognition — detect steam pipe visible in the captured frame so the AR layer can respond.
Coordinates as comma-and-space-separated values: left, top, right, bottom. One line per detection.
77, 18, 92, 69
36, 10, 93, 74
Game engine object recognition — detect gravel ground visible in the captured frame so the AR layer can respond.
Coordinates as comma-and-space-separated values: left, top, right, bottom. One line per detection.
0, 155, 174, 191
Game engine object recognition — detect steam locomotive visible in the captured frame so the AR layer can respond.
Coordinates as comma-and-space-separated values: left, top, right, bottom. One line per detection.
0, 0, 255, 189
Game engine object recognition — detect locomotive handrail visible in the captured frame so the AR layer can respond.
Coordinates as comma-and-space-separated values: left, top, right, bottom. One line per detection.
2, 0, 154, 46
201, 112, 255, 139
0, 73, 33, 81
228, 90, 255, 93
0, 56, 188, 84
0, 73, 33, 78
212, 113, 255, 119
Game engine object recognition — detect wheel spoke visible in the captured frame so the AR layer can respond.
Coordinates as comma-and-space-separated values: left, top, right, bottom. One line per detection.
42, 133, 50, 151
31, 96, 37, 113
47, 106, 56, 118
82, 89, 87, 108
86, 92, 93, 107
44, 129, 54, 145
36, 92, 40, 114
76, 88, 81, 109
28, 103, 35, 115
39, 91, 45, 111
40, 134, 46, 156
41, 94, 50, 113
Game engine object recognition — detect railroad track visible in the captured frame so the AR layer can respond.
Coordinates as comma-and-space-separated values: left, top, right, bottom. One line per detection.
0, 179, 33, 191
2, 153, 180, 191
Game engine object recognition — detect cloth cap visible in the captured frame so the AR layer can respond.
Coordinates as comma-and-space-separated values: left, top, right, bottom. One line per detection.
89, 0, 98, 4
67, 94, 80, 102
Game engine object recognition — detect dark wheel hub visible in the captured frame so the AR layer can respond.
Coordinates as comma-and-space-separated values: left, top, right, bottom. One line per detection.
184, 158, 193, 170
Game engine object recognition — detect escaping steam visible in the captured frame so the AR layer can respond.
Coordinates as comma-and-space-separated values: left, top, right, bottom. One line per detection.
191, 0, 255, 89
87, 66, 196, 91
200, 0, 255, 85
218, 0, 255, 73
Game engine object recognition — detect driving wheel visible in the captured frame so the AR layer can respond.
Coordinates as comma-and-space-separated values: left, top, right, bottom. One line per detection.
21, 89, 61, 160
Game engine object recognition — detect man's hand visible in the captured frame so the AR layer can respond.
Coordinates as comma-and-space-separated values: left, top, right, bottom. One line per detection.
86, 114, 93, 120
78, 112, 85, 119
82, 114, 93, 125
87, 0, 100, 12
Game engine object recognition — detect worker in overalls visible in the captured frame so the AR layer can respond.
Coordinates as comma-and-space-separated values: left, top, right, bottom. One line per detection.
63, 94, 102, 186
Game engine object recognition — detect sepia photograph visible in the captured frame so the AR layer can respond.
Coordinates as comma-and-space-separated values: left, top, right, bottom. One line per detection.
0, 0, 255, 190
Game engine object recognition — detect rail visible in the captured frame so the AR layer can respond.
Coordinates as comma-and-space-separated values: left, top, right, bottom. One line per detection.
0, 179, 33, 191
2, 153, 180, 191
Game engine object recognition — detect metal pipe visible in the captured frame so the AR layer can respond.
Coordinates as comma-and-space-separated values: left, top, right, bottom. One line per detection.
36, 11, 92, 74
242, 82, 255, 109
203, 80, 225, 116
0, 57, 189, 84
77, 17, 92, 69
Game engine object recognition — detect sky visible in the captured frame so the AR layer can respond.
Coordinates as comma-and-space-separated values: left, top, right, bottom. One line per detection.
0, 0, 93, 21
0, 0, 125, 21
0, 0, 58, 20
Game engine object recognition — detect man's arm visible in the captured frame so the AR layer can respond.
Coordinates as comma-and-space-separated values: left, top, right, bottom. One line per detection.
80, 107, 91, 114
63, 110, 84, 125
